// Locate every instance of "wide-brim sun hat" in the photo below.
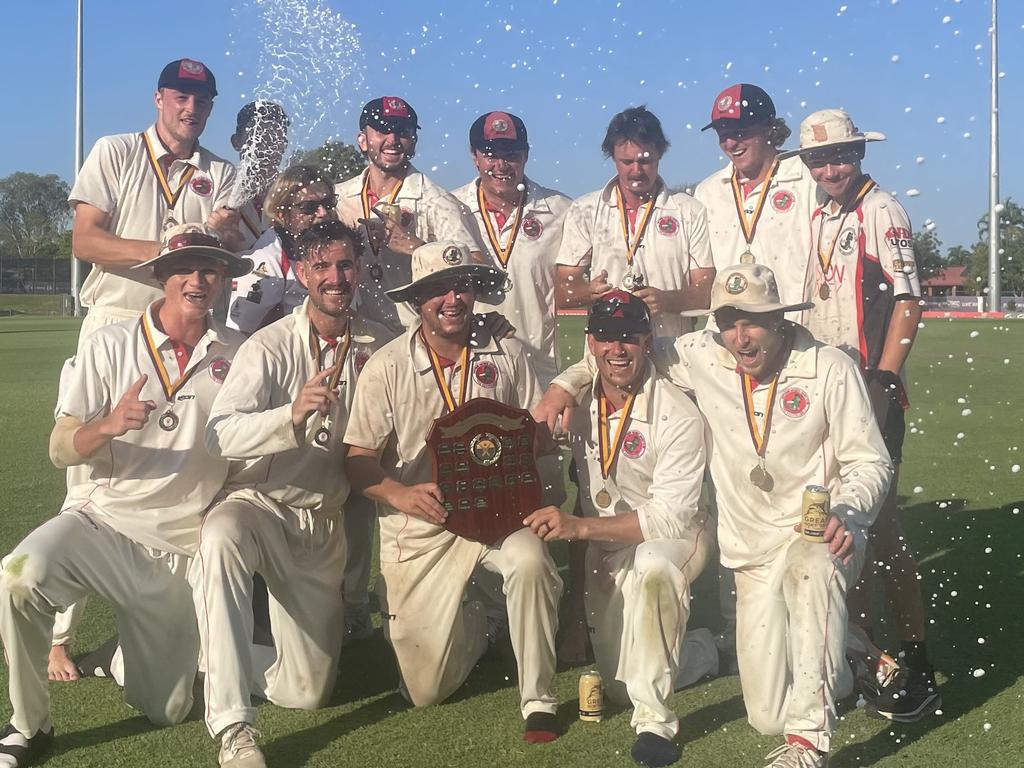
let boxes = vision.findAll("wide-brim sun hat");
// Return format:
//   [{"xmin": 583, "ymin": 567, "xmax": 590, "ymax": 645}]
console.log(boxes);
[
  {"xmin": 681, "ymin": 263, "xmax": 814, "ymax": 317},
  {"xmin": 135, "ymin": 223, "xmax": 252, "ymax": 279},
  {"xmin": 779, "ymin": 108, "xmax": 885, "ymax": 160},
  {"xmin": 385, "ymin": 241, "xmax": 506, "ymax": 304}
]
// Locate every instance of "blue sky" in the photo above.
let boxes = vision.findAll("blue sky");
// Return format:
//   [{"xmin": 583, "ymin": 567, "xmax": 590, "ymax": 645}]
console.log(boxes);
[{"xmin": 1, "ymin": 0, "xmax": 1021, "ymax": 250}]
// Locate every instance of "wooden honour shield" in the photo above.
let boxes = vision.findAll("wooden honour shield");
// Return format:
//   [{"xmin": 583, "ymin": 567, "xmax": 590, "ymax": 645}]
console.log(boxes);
[{"xmin": 427, "ymin": 397, "xmax": 541, "ymax": 546}]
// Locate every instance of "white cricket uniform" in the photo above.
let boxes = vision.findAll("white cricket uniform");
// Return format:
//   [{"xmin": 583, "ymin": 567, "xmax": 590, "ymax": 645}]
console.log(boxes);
[
  {"xmin": 236, "ymin": 199, "xmax": 271, "ymax": 251},
  {"xmin": 336, "ymin": 166, "xmax": 485, "ymax": 335},
  {"xmin": 69, "ymin": 124, "xmax": 236, "ymax": 340},
  {"xmin": 556, "ymin": 177, "xmax": 714, "ymax": 338},
  {"xmin": 195, "ymin": 300, "xmax": 388, "ymax": 736},
  {"xmin": 800, "ymin": 184, "xmax": 921, "ymax": 371},
  {"xmin": 226, "ymin": 228, "xmax": 308, "ymax": 334},
  {"xmin": 343, "ymin": 321, "xmax": 561, "ymax": 716},
  {"xmin": 553, "ymin": 325, "xmax": 893, "ymax": 750},
  {"xmin": 694, "ymin": 155, "xmax": 820, "ymax": 318},
  {"xmin": 569, "ymin": 366, "xmax": 715, "ymax": 740},
  {"xmin": 0, "ymin": 305, "xmax": 242, "ymax": 737},
  {"xmin": 453, "ymin": 177, "xmax": 571, "ymax": 389}
]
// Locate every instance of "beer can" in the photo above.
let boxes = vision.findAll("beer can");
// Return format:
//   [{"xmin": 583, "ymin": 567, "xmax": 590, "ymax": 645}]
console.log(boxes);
[
  {"xmin": 578, "ymin": 670, "xmax": 603, "ymax": 722},
  {"xmin": 378, "ymin": 203, "xmax": 402, "ymax": 224},
  {"xmin": 801, "ymin": 485, "xmax": 830, "ymax": 542}
]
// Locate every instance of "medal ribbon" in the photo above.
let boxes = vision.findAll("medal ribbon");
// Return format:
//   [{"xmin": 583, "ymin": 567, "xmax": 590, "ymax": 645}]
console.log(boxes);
[
  {"xmin": 477, "ymin": 181, "xmax": 525, "ymax": 269},
  {"xmin": 141, "ymin": 131, "xmax": 195, "ymax": 209},
  {"xmin": 816, "ymin": 176, "xmax": 877, "ymax": 280},
  {"xmin": 307, "ymin": 323, "xmax": 351, "ymax": 391},
  {"xmin": 739, "ymin": 372, "xmax": 780, "ymax": 461},
  {"xmin": 597, "ymin": 388, "xmax": 638, "ymax": 480},
  {"xmin": 614, "ymin": 186, "xmax": 657, "ymax": 268},
  {"xmin": 139, "ymin": 315, "xmax": 204, "ymax": 406},
  {"xmin": 360, "ymin": 173, "xmax": 404, "ymax": 257},
  {"xmin": 423, "ymin": 332, "xmax": 470, "ymax": 414},
  {"xmin": 730, "ymin": 158, "xmax": 780, "ymax": 248}
]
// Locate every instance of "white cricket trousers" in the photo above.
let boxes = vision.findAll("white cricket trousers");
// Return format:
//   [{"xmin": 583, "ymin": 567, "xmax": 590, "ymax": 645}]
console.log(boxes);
[
  {"xmin": 584, "ymin": 529, "xmax": 715, "ymax": 741},
  {"xmin": 734, "ymin": 535, "xmax": 866, "ymax": 753},
  {"xmin": 0, "ymin": 510, "xmax": 198, "ymax": 736},
  {"xmin": 190, "ymin": 491, "xmax": 346, "ymax": 738},
  {"xmin": 379, "ymin": 528, "xmax": 561, "ymax": 718}
]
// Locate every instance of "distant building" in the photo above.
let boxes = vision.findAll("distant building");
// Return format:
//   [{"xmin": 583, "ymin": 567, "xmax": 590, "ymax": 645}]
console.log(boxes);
[{"xmin": 921, "ymin": 265, "xmax": 967, "ymax": 297}]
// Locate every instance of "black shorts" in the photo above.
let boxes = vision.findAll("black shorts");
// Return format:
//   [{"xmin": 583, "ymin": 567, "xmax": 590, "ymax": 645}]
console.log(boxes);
[{"xmin": 876, "ymin": 396, "xmax": 906, "ymax": 465}]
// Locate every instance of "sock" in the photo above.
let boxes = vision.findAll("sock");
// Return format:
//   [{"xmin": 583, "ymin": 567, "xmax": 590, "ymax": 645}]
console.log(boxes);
[
  {"xmin": 523, "ymin": 712, "xmax": 559, "ymax": 744},
  {"xmin": 786, "ymin": 734, "xmax": 820, "ymax": 753},
  {"xmin": 899, "ymin": 641, "xmax": 930, "ymax": 671},
  {"xmin": 631, "ymin": 732, "xmax": 680, "ymax": 767}
]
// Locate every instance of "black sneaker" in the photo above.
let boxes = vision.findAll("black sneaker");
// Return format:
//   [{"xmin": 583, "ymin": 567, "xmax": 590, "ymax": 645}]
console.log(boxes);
[
  {"xmin": 866, "ymin": 666, "xmax": 941, "ymax": 723},
  {"xmin": 0, "ymin": 722, "xmax": 55, "ymax": 767}
]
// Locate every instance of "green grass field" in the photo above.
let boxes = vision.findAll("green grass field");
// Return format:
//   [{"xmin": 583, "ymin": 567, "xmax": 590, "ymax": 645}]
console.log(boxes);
[{"xmin": 0, "ymin": 315, "xmax": 1021, "ymax": 767}]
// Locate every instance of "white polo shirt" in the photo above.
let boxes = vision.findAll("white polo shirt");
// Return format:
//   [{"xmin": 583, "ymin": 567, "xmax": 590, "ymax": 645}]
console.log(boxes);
[
  {"xmin": 207, "ymin": 299, "xmax": 389, "ymax": 513},
  {"xmin": 556, "ymin": 176, "xmax": 714, "ymax": 338},
  {"xmin": 554, "ymin": 325, "xmax": 892, "ymax": 569},
  {"xmin": 800, "ymin": 184, "xmax": 921, "ymax": 371},
  {"xmin": 343, "ymin": 320, "xmax": 540, "ymax": 563},
  {"xmin": 336, "ymin": 166, "xmax": 485, "ymax": 335},
  {"xmin": 694, "ymin": 154, "xmax": 820, "ymax": 312},
  {"xmin": 226, "ymin": 228, "xmax": 308, "ymax": 334},
  {"xmin": 453, "ymin": 177, "xmax": 571, "ymax": 388},
  {"xmin": 69, "ymin": 124, "xmax": 237, "ymax": 314},
  {"xmin": 57, "ymin": 302, "xmax": 245, "ymax": 556},
  {"xmin": 569, "ymin": 365, "xmax": 710, "ymax": 552}
]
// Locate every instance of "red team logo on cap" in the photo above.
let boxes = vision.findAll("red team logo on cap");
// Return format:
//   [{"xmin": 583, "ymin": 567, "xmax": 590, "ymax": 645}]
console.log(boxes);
[
  {"xmin": 521, "ymin": 215, "xmax": 543, "ymax": 239},
  {"xmin": 209, "ymin": 357, "xmax": 231, "ymax": 383},
  {"xmin": 190, "ymin": 176, "xmax": 213, "ymax": 197},
  {"xmin": 657, "ymin": 215, "xmax": 679, "ymax": 236},
  {"xmin": 771, "ymin": 190, "xmax": 795, "ymax": 213},
  {"xmin": 484, "ymin": 112, "xmax": 516, "ymax": 140},
  {"xmin": 382, "ymin": 97, "xmax": 409, "ymax": 117},
  {"xmin": 473, "ymin": 361, "xmax": 498, "ymax": 388},
  {"xmin": 178, "ymin": 59, "xmax": 207, "ymax": 81},
  {"xmin": 780, "ymin": 387, "xmax": 810, "ymax": 419},
  {"xmin": 622, "ymin": 431, "xmax": 646, "ymax": 459}
]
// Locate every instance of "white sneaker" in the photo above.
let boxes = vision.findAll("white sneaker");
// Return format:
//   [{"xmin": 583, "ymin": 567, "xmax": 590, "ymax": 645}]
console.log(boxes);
[
  {"xmin": 762, "ymin": 741, "xmax": 828, "ymax": 768},
  {"xmin": 219, "ymin": 723, "xmax": 266, "ymax": 768}
]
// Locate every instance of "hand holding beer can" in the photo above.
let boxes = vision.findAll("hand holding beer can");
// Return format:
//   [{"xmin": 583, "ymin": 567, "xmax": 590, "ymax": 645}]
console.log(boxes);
[{"xmin": 801, "ymin": 485, "xmax": 830, "ymax": 542}]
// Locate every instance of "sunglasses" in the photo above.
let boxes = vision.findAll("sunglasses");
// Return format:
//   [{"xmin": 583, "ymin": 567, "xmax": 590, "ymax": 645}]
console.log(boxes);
[
  {"xmin": 415, "ymin": 278, "xmax": 474, "ymax": 300},
  {"xmin": 292, "ymin": 195, "xmax": 338, "ymax": 215}
]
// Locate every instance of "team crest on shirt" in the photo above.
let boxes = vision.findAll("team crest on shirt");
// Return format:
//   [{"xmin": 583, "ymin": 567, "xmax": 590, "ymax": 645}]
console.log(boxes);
[
  {"xmin": 780, "ymin": 387, "xmax": 810, "ymax": 419},
  {"xmin": 838, "ymin": 228, "xmax": 857, "ymax": 255},
  {"xmin": 209, "ymin": 357, "xmax": 231, "ymax": 383},
  {"xmin": 521, "ymin": 215, "xmax": 543, "ymax": 239},
  {"xmin": 400, "ymin": 208, "xmax": 414, "ymax": 229},
  {"xmin": 473, "ymin": 361, "xmax": 498, "ymax": 388},
  {"xmin": 657, "ymin": 215, "xmax": 679, "ymax": 236},
  {"xmin": 771, "ymin": 190, "xmax": 795, "ymax": 213},
  {"xmin": 190, "ymin": 176, "xmax": 213, "ymax": 197},
  {"xmin": 622, "ymin": 431, "xmax": 646, "ymax": 459}
]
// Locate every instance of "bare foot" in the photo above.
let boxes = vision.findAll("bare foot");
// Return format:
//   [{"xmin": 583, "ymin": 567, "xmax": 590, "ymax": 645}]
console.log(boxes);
[{"xmin": 48, "ymin": 644, "xmax": 80, "ymax": 682}]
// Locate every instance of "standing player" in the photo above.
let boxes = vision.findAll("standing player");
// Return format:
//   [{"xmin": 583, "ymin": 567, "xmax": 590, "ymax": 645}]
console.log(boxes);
[
  {"xmin": 556, "ymin": 106, "xmax": 714, "ymax": 337},
  {"xmin": 195, "ymin": 221, "xmax": 387, "ymax": 768},
  {"xmin": 453, "ymin": 111, "xmax": 571, "ymax": 388},
  {"xmin": 336, "ymin": 96, "xmax": 483, "ymax": 335},
  {"xmin": 0, "ymin": 225, "xmax": 248, "ymax": 768},
  {"xmin": 536, "ymin": 264, "xmax": 894, "ymax": 767},
  {"xmin": 787, "ymin": 108, "xmax": 938, "ymax": 722},
  {"xmin": 525, "ymin": 291, "xmax": 714, "ymax": 768},
  {"xmin": 694, "ymin": 84, "xmax": 819, "ymax": 312},
  {"xmin": 344, "ymin": 242, "xmax": 563, "ymax": 743}
]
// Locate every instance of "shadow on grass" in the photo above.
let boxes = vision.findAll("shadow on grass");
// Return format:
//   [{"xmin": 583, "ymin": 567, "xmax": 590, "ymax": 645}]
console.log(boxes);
[{"xmin": 832, "ymin": 499, "xmax": 1024, "ymax": 767}]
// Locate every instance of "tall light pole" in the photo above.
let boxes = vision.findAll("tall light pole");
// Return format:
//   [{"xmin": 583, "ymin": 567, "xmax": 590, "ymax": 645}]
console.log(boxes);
[
  {"xmin": 72, "ymin": 0, "xmax": 84, "ymax": 317},
  {"xmin": 988, "ymin": 0, "xmax": 1001, "ymax": 313}
]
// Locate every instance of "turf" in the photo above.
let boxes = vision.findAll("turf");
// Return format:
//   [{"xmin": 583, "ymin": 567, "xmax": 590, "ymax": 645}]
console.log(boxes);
[{"xmin": 0, "ymin": 315, "xmax": 1020, "ymax": 767}]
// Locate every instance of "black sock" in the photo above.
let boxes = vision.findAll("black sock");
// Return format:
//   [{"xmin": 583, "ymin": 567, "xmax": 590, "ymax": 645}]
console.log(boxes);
[
  {"xmin": 631, "ymin": 732, "xmax": 680, "ymax": 767},
  {"xmin": 899, "ymin": 641, "xmax": 930, "ymax": 671}
]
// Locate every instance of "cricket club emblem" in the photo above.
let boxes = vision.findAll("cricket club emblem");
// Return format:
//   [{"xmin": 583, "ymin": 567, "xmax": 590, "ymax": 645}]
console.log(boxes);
[
  {"xmin": 771, "ymin": 190, "xmax": 795, "ymax": 213},
  {"xmin": 780, "ymin": 387, "xmax": 810, "ymax": 419},
  {"xmin": 473, "ymin": 361, "xmax": 498, "ymax": 388},
  {"xmin": 190, "ymin": 176, "xmax": 213, "ymax": 197},
  {"xmin": 521, "ymin": 215, "xmax": 543, "ymax": 239},
  {"xmin": 622, "ymin": 430, "xmax": 646, "ymax": 459},
  {"xmin": 725, "ymin": 272, "xmax": 748, "ymax": 295},
  {"xmin": 209, "ymin": 357, "xmax": 231, "ymax": 384},
  {"xmin": 657, "ymin": 215, "xmax": 679, "ymax": 236}
]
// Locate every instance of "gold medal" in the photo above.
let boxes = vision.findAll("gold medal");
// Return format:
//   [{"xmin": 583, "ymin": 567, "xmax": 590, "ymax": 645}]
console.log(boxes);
[
  {"xmin": 739, "ymin": 250, "xmax": 756, "ymax": 265},
  {"xmin": 818, "ymin": 282, "xmax": 831, "ymax": 300},
  {"xmin": 159, "ymin": 410, "xmax": 179, "ymax": 432},
  {"xmin": 731, "ymin": 160, "xmax": 780, "ymax": 264},
  {"xmin": 622, "ymin": 271, "xmax": 645, "ymax": 292},
  {"xmin": 749, "ymin": 464, "xmax": 774, "ymax": 492},
  {"xmin": 595, "ymin": 488, "xmax": 612, "ymax": 508}
]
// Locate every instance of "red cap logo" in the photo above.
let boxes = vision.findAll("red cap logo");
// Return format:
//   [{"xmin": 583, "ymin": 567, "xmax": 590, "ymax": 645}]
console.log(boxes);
[
  {"xmin": 484, "ymin": 112, "xmax": 517, "ymax": 141},
  {"xmin": 382, "ymin": 97, "xmax": 410, "ymax": 117},
  {"xmin": 711, "ymin": 84, "xmax": 743, "ymax": 121},
  {"xmin": 178, "ymin": 59, "xmax": 208, "ymax": 82}
]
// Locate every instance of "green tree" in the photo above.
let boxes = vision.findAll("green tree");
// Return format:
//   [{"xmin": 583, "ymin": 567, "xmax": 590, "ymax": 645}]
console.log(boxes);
[
  {"xmin": 967, "ymin": 199, "xmax": 1024, "ymax": 297},
  {"xmin": 912, "ymin": 229, "xmax": 943, "ymax": 281},
  {"xmin": 288, "ymin": 140, "xmax": 365, "ymax": 184},
  {"xmin": 0, "ymin": 172, "xmax": 71, "ymax": 260},
  {"xmin": 945, "ymin": 245, "xmax": 971, "ymax": 266}
]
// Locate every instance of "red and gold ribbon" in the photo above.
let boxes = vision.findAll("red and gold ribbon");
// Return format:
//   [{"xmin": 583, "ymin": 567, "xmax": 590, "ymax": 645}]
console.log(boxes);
[
  {"xmin": 139, "ymin": 314, "xmax": 203, "ymax": 405},
  {"xmin": 816, "ymin": 176, "xmax": 877, "ymax": 280},
  {"xmin": 614, "ymin": 186, "xmax": 657, "ymax": 268},
  {"xmin": 730, "ymin": 158, "xmax": 780, "ymax": 249},
  {"xmin": 739, "ymin": 371, "xmax": 780, "ymax": 461},
  {"xmin": 423, "ymin": 333, "xmax": 469, "ymax": 414},
  {"xmin": 477, "ymin": 180, "xmax": 525, "ymax": 269},
  {"xmin": 360, "ymin": 173, "xmax": 404, "ymax": 256},
  {"xmin": 597, "ymin": 388, "xmax": 638, "ymax": 479},
  {"xmin": 142, "ymin": 131, "xmax": 195, "ymax": 209}
]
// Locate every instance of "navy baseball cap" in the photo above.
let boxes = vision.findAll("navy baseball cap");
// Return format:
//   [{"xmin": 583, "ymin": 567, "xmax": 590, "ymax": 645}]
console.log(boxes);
[
  {"xmin": 586, "ymin": 290, "xmax": 652, "ymax": 337},
  {"xmin": 702, "ymin": 83, "xmax": 775, "ymax": 132},
  {"xmin": 470, "ymin": 111, "xmax": 529, "ymax": 153},
  {"xmin": 158, "ymin": 58, "xmax": 217, "ymax": 97},
  {"xmin": 359, "ymin": 97, "xmax": 420, "ymax": 133}
]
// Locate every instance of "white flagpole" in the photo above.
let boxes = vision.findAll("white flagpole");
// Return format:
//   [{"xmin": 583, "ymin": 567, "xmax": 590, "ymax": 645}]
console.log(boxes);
[
  {"xmin": 72, "ymin": 0, "xmax": 84, "ymax": 317},
  {"xmin": 988, "ymin": 0, "xmax": 1001, "ymax": 313}
]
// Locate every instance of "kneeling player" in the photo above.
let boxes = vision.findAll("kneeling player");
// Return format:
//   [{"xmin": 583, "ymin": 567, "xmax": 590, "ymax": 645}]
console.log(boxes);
[
  {"xmin": 525, "ymin": 292, "xmax": 713, "ymax": 767},
  {"xmin": 344, "ymin": 242, "xmax": 563, "ymax": 743},
  {"xmin": 0, "ymin": 225, "xmax": 248, "ymax": 767}
]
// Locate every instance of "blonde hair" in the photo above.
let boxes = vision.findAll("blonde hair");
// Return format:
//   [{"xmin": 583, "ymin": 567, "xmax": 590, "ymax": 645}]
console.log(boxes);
[{"xmin": 262, "ymin": 165, "xmax": 333, "ymax": 224}]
